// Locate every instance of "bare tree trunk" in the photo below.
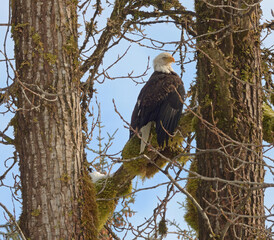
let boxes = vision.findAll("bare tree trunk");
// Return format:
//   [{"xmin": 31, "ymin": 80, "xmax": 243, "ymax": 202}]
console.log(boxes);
[
  {"xmin": 11, "ymin": 1, "xmax": 90, "ymax": 239},
  {"xmin": 195, "ymin": 0, "xmax": 265, "ymax": 239}
]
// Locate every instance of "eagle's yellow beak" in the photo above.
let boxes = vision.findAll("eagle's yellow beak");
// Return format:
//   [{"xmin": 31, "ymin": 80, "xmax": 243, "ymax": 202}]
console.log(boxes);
[{"xmin": 168, "ymin": 56, "xmax": 175, "ymax": 63}]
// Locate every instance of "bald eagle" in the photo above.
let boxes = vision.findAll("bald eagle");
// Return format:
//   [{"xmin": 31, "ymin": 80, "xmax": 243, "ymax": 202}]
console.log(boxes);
[{"xmin": 130, "ymin": 52, "xmax": 185, "ymax": 153}]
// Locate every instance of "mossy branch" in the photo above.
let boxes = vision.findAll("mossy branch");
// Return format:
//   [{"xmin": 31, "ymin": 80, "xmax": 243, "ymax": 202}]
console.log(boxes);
[{"xmin": 88, "ymin": 110, "xmax": 195, "ymax": 230}]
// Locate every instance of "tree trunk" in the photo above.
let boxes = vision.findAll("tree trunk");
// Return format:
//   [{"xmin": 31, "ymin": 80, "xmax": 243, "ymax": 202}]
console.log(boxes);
[
  {"xmin": 11, "ymin": 1, "xmax": 92, "ymax": 239},
  {"xmin": 195, "ymin": 0, "xmax": 265, "ymax": 239}
]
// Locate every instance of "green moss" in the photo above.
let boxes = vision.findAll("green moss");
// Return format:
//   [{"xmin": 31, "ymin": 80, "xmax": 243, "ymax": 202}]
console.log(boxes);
[
  {"xmin": 45, "ymin": 53, "xmax": 57, "ymax": 65},
  {"xmin": 158, "ymin": 218, "xmax": 168, "ymax": 237},
  {"xmin": 184, "ymin": 159, "xmax": 199, "ymax": 232},
  {"xmin": 122, "ymin": 113, "xmax": 196, "ymax": 179},
  {"xmin": 80, "ymin": 169, "xmax": 99, "ymax": 239},
  {"xmin": 63, "ymin": 35, "xmax": 78, "ymax": 55},
  {"xmin": 122, "ymin": 135, "xmax": 146, "ymax": 176},
  {"xmin": 122, "ymin": 123, "xmax": 187, "ymax": 179},
  {"xmin": 11, "ymin": 22, "xmax": 29, "ymax": 34},
  {"xmin": 270, "ymin": 94, "xmax": 274, "ymax": 106},
  {"xmin": 32, "ymin": 32, "xmax": 41, "ymax": 44},
  {"xmin": 95, "ymin": 175, "xmax": 132, "ymax": 230},
  {"xmin": 96, "ymin": 182, "xmax": 117, "ymax": 230},
  {"xmin": 240, "ymin": 65, "xmax": 252, "ymax": 83},
  {"xmin": 31, "ymin": 31, "xmax": 44, "ymax": 51},
  {"xmin": 11, "ymin": 22, "xmax": 30, "ymax": 47},
  {"xmin": 60, "ymin": 173, "xmax": 71, "ymax": 183},
  {"xmin": 122, "ymin": 126, "xmax": 164, "ymax": 178},
  {"xmin": 177, "ymin": 110, "xmax": 196, "ymax": 137},
  {"xmin": 262, "ymin": 103, "xmax": 274, "ymax": 144},
  {"xmin": 31, "ymin": 209, "xmax": 41, "ymax": 217},
  {"xmin": 144, "ymin": 153, "xmax": 167, "ymax": 178}
]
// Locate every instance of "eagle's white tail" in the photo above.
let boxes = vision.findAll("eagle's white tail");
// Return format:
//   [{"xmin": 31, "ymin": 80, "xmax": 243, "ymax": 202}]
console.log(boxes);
[{"xmin": 140, "ymin": 122, "xmax": 152, "ymax": 153}]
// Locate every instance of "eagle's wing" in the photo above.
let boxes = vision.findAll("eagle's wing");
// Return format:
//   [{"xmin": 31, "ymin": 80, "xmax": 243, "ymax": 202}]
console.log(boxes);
[
  {"xmin": 156, "ymin": 83, "xmax": 185, "ymax": 146},
  {"xmin": 130, "ymin": 71, "xmax": 185, "ymax": 147}
]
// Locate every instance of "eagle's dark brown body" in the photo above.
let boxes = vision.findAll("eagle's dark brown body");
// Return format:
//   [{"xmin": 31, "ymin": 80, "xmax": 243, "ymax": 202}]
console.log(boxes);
[{"xmin": 130, "ymin": 71, "xmax": 185, "ymax": 147}]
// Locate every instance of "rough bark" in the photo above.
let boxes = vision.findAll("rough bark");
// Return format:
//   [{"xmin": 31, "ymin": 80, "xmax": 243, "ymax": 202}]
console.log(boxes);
[
  {"xmin": 11, "ymin": 1, "xmax": 89, "ymax": 239},
  {"xmin": 195, "ymin": 0, "xmax": 265, "ymax": 239}
]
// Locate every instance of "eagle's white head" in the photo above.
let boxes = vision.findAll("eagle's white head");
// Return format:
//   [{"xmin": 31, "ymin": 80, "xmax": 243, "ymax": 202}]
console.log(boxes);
[{"xmin": 153, "ymin": 52, "xmax": 175, "ymax": 74}]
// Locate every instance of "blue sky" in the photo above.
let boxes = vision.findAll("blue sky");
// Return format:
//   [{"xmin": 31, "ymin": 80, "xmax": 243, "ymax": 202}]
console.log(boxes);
[{"xmin": 0, "ymin": 0, "xmax": 273, "ymax": 239}]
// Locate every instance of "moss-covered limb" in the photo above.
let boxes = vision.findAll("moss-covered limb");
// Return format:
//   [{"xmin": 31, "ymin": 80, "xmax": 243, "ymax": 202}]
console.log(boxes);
[
  {"xmin": 262, "ymin": 103, "xmax": 274, "ymax": 144},
  {"xmin": 88, "ymin": 150, "xmax": 137, "ymax": 231},
  {"xmin": 177, "ymin": 109, "xmax": 197, "ymax": 137},
  {"xmin": 94, "ymin": 167, "xmax": 133, "ymax": 230},
  {"xmin": 91, "ymin": 110, "xmax": 195, "ymax": 230},
  {"xmin": 93, "ymin": 147, "xmax": 177, "ymax": 230},
  {"xmin": 93, "ymin": 114, "xmax": 193, "ymax": 228},
  {"xmin": 122, "ymin": 111, "xmax": 194, "ymax": 179},
  {"xmin": 80, "ymin": 169, "xmax": 99, "ymax": 239},
  {"xmin": 121, "ymin": 133, "xmax": 169, "ymax": 179},
  {"xmin": 184, "ymin": 159, "xmax": 199, "ymax": 232}
]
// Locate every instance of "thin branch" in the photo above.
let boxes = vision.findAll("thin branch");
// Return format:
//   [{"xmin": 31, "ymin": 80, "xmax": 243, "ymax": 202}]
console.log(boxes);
[{"xmin": 0, "ymin": 202, "xmax": 27, "ymax": 240}]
